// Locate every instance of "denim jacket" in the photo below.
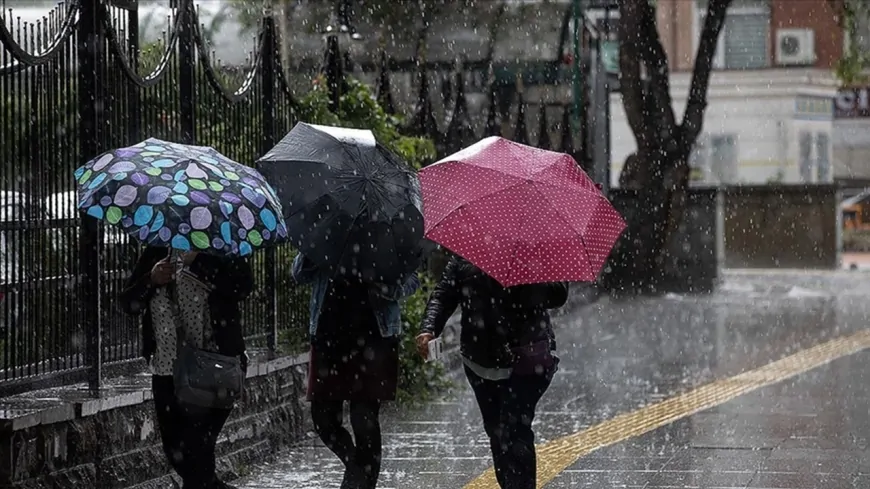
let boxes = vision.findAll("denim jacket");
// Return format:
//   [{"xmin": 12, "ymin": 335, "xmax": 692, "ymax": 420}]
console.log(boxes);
[{"xmin": 292, "ymin": 253, "xmax": 420, "ymax": 338}]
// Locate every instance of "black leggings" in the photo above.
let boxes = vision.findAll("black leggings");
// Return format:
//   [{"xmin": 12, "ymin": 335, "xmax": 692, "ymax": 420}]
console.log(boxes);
[
  {"xmin": 311, "ymin": 400, "xmax": 382, "ymax": 489},
  {"xmin": 466, "ymin": 367, "xmax": 554, "ymax": 489},
  {"xmin": 152, "ymin": 375, "xmax": 232, "ymax": 489}
]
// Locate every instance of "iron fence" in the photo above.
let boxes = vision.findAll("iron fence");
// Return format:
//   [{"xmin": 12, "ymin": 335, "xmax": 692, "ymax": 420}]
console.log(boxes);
[
  {"xmin": 0, "ymin": 0, "xmax": 611, "ymax": 395},
  {"xmin": 0, "ymin": 0, "xmax": 307, "ymax": 395}
]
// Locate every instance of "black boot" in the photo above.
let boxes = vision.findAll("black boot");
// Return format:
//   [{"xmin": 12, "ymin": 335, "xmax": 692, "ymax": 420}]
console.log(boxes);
[{"xmin": 340, "ymin": 462, "xmax": 365, "ymax": 489}]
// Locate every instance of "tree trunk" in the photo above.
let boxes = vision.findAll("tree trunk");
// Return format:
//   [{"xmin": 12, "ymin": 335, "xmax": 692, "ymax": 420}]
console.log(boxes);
[{"xmin": 599, "ymin": 0, "xmax": 730, "ymax": 295}]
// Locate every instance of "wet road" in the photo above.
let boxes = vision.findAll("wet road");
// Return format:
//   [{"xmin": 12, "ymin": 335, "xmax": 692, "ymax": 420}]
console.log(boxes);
[{"xmin": 238, "ymin": 270, "xmax": 870, "ymax": 489}]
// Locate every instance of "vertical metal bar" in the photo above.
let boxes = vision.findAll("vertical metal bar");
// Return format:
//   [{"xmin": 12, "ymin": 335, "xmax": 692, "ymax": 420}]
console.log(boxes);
[
  {"xmin": 324, "ymin": 34, "xmax": 341, "ymax": 113},
  {"xmin": 27, "ymin": 22, "xmax": 38, "ymax": 377},
  {"xmin": 78, "ymin": 0, "xmax": 105, "ymax": 394},
  {"xmin": 261, "ymin": 14, "xmax": 278, "ymax": 355},
  {"xmin": 127, "ymin": 5, "xmax": 140, "ymax": 144},
  {"xmin": 593, "ymin": 35, "xmax": 611, "ymax": 193},
  {"xmin": 178, "ymin": 0, "xmax": 196, "ymax": 144},
  {"xmin": 571, "ymin": 0, "xmax": 583, "ymax": 133}
]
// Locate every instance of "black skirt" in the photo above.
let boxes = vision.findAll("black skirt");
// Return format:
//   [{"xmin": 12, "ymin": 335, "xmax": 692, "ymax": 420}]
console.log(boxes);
[{"xmin": 307, "ymin": 278, "xmax": 400, "ymax": 402}]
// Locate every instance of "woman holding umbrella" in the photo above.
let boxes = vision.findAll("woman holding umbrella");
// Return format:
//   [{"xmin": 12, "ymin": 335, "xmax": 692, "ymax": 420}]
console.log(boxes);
[
  {"xmin": 121, "ymin": 249, "xmax": 251, "ymax": 489},
  {"xmin": 258, "ymin": 124, "xmax": 425, "ymax": 489},
  {"xmin": 416, "ymin": 257, "xmax": 567, "ymax": 489},
  {"xmin": 414, "ymin": 137, "xmax": 627, "ymax": 489},
  {"xmin": 293, "ymin": 253, "xmax": 419, "ymax": 489},
  {"xmin": 75, "ymin": 138, "xmax": 288, "ymax": 489}
]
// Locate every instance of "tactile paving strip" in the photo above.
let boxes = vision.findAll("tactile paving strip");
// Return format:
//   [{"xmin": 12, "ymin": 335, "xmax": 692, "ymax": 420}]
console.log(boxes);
[{"xmin": 463, "ymin": 329, "xmax": 870, "ymax": 489}]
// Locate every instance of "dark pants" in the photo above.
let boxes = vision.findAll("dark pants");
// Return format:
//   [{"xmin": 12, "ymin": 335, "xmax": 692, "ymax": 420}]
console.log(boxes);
[
  {"xmin": 465, "ymin": 366, "xmax": 555, "ymax": 489},
  {"xmin": 310, "ymin": 400, "xmax": 382, "ymax": 489},
  {"xmin": 152, "ymin": 375, "xmax": 232, "ymax": 489}
]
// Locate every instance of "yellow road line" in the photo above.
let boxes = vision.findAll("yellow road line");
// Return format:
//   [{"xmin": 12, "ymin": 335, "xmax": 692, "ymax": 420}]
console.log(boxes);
[{"xmin": 463, "ymin": 329, "xmax": 870, "ymax": 489}]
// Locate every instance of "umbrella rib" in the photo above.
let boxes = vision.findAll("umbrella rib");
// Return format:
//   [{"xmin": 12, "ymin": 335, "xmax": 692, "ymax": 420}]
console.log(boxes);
[
  {"xmin": 501, "ymin": 182, "xmax": 537, "ymax": 286},
  {"xmin": 432, "ymin": 160, "xmax": 529, "ymax": 184},
  {"xmin": 527, "ymin": 182, "xmax": 597, "ymax": 275},
  {"xmin": 424, "ymin": 164, "xmax": 526, "ymax": 231},
  {"xmin": 528, "ymin": 180, "xmax": 603, "ymax": 235},
  {"xmin": 426, "ymin": 178, "xmax": 526, "ymax": 232}
]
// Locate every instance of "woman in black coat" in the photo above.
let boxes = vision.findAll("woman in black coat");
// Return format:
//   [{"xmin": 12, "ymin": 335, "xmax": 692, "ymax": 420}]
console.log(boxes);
[
  {"xmin": 121, "ymin": 247, "xmax": 253, "ymax": 489},
  {"xmin": 416, "ymin": 256, "xmax": 568, "ymax": 489}
]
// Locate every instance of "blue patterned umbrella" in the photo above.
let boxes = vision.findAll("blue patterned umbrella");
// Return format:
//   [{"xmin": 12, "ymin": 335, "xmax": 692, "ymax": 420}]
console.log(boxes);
[{"xmin": 74, "ymin": 138, "xmax": 288, "ymax": 256}]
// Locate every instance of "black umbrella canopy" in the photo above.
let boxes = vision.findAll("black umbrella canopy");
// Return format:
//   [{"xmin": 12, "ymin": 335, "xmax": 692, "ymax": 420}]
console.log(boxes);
[{"xmin": 257, "ymin": 123, "xmax": 424, "ymax": 284}]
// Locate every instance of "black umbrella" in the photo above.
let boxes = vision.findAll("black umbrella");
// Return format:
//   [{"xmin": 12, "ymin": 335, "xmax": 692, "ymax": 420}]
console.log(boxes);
[{"xmin": 257, "ymin": 123, "xmax": 424, "ymax": 285}]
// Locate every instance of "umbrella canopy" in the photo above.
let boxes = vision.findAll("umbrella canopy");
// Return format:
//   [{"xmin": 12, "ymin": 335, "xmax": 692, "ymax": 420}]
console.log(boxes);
[
  {"xmin": 74, "ymin": 138, "xmax": 287, "ymax": 256},
  {"xmin": 419, "ymin": 136, "xmax": 626, "ymax": 286},
  {"xmin": 257, "ymin": 123, "xmax": 423, "ymax": 284}
]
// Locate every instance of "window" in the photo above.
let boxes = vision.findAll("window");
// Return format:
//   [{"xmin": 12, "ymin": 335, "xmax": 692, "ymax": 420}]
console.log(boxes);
[
  {"xmin": 696, "ymin": 0, "xmax": 770, "ymax": 70},
  {"xmin": 690, "ymin": 134, "xmax": 737, "ymax": 184},
  {"xmin": 711, "ymin": 135, "xmax": 738, "ymax": 183},
  {"xmin": 689, "ymin": 135, "xmax": 710, "ymax": 182},
  {"xmin": 799, "ymin": 131, "xmax": 813, "ymax": 182},
  {"xmin": 853, "ymin": 10, "xmax": 870, "ymax": 53},
  {"xmin": 816, "ymin": 133, "xmax": 831, "ymax": 183}
]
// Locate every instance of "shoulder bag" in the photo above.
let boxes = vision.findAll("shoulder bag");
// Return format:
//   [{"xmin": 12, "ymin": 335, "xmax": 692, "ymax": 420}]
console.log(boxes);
[{"xmin": 170, "ymin": 277, "xmax": 244, "ymax": 410}]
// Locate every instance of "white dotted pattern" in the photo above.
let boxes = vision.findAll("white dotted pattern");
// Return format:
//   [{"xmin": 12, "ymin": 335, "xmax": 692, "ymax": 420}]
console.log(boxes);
[
  {"xmin": 420, "ymin": 137, "xmax": 626, "ymax": 286},
  {"xmin": 149, "ymin": 271, "xmax": 217, "ymax": 376}
]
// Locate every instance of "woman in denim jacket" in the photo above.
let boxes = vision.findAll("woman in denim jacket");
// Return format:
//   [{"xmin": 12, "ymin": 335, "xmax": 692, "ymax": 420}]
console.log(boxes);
[{"xmin": 292, "ymin": 253, "xmax": 419, "ymax": 489}]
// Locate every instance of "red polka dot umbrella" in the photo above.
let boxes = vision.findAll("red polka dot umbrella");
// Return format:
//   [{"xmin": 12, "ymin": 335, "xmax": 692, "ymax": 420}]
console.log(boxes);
[{"xmin": 419, "ymin": 136, "xmax": 626, "ymax": 286}]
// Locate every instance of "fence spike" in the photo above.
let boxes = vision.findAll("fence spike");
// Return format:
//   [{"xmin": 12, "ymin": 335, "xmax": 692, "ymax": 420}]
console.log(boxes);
[
  {"xmin": 442, "ymin": 57, "xmax": 476, "ymax": 155},
  {"xmin": 376, "ymin": 52, "xmax": 395, "ymax": 115},
  {"xmin": 405, "ymin": 61, "xmax": 439, "ymax": 141},
  {"xmin": 512, "ymin": 75, "xmax": 529, "ymax": 145},
  {"xmin": 538, "ymin": 103, "xmax": 552, "ymax": 150},
  {"xmin": 560, "ymin": 105, "xmax": 574, "ymax": 154},
  {"xmin": 483, "ymin": 63, "xmax": 501, "ymax": 137}
]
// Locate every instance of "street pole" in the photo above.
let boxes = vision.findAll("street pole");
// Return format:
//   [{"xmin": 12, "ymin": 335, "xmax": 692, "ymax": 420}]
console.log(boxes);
[{"xmin": 571, "ymin": 0, "xmax": 583, "ymax": 135}]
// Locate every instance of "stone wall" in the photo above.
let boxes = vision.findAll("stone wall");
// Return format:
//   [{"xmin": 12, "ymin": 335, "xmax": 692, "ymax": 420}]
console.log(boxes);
[
  {"xmin": 662, "ymin": 188, "xmax": 722, "ymax": 292},
  {"xmin": 609, "ymin": 188, "xmax": 722, "ymax": 293},
  {"xmin": 607, "ymin": 185, "xmax": 841, "ymax": 287},
  {"xmin": 0, "ymin": 355, "xmax": 310, "ymax": 489},
  {"xmin": 723, "ymin": 185, "xmax": 841, "ymax": 269}
]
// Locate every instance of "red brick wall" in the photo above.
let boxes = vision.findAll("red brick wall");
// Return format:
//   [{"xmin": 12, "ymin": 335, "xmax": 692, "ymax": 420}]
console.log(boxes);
[
  {"xmin": 657, "ymin": 0, "xmax": 697, "ymax": 72},
  {"xmin": 770, "ymin": 0, "xmax": 844, "ymax": 69},
  {"xmin": 657, "ymin": 0, "xmax": 845, "ymax": 71}
]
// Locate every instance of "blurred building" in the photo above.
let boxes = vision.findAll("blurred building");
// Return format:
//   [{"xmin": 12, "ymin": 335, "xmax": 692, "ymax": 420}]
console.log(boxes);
[{"xmin": 609, "ymin": 0, "xmax": 868, "ymax": 188}]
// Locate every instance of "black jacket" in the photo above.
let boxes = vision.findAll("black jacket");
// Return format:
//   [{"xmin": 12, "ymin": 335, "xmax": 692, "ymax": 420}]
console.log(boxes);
[
  {"xmin": 421, "ymin": 256, "xmax": 568, "ymax": 369},
  {"xmin": 120, "ymin": 247, "xmax": 254, "ymax": 368}
]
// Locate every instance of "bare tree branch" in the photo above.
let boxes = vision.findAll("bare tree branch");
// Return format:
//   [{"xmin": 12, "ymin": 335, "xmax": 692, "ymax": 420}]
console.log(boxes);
[
  {"xmin": 617, "ymin": 0, "xmax": 654, "ymax": 150},
  {"xmin": 634, "ymin": 0, "xmax": 677, "ymax": 133},
  {"xmin": 680, "ymin": 0, "xmax": 731, "ymax": 146}
]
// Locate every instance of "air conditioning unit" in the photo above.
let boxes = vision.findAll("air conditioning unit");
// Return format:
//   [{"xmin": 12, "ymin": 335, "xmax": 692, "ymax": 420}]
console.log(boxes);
[{"xmin": 776, "ymin": 29, "xmax": 816, "ymax": 66}]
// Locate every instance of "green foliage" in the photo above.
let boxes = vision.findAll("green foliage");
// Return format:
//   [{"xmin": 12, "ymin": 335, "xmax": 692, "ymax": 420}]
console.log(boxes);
[
  {"xmin": 396, "ymin": 273, "xmax": 452, "ymax": 405},
  {"xmin": 295, "ymin": 75, "xmax": 436, "ymax": 169},
  {"xmin": 834, "ymin": 0, "xmax": 870, "ymax": 85}
]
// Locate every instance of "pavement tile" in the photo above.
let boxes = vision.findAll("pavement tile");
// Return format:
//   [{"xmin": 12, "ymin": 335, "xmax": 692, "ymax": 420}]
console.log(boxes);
[
  {"xmin": 644, "ymin": 470, "xmax": 756, "ymax": 488},
  {"xmin": 237, "ymin": 273, "xmax": 870, "ymax": 489},
  {"xmin": 747, "ymin": 471, "xmax": 856, "ymax": 488},
  {"xmin": 570, "ymin": 456, "xmax": 672, "ymax": 471}
]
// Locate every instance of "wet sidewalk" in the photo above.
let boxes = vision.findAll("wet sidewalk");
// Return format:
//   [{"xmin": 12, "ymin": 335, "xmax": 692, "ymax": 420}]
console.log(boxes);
[{"xmin": 238, "ymin": 270, "xmax": 870, "ymax": 489}]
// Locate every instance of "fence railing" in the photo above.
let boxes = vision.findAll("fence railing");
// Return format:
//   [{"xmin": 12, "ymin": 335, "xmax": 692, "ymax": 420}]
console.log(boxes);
[
  {"xmin": 0, "ymin": 0, "xmax": 310, "ymax": 395},
  {"xmin": 1, "ymin": 0, "xmax": 611, "ymax": 395}
]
